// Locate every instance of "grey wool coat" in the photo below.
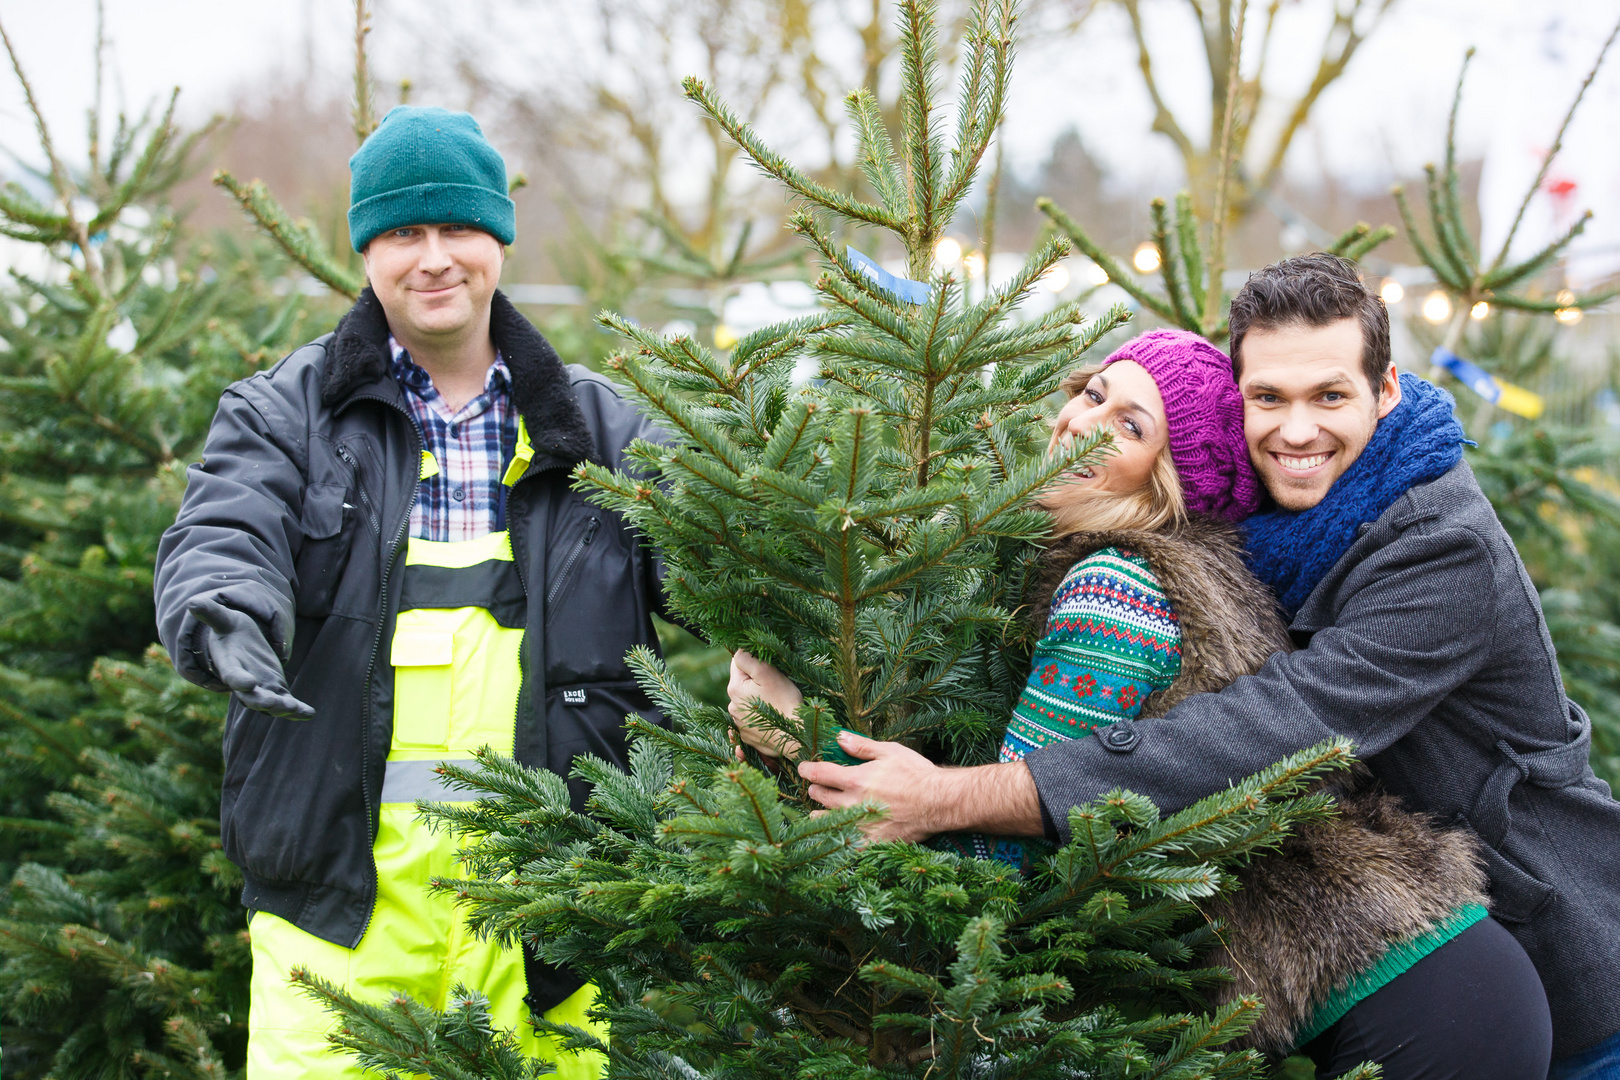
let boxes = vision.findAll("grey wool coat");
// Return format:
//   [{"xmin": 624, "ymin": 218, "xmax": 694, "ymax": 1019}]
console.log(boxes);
[{"xmin": 1024, "ymin": 460, "xmax": 1620, "ymax": 1060}]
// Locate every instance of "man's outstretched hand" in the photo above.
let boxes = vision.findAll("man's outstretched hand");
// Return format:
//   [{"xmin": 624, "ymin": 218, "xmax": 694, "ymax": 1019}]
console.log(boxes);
[
  {"xmin": 188, "ymin": 599, "xmax": 315, "ymax": 719},
  {"xmin": 798, "ymin": 730, "xmax": 1046, "ymax": 842}
]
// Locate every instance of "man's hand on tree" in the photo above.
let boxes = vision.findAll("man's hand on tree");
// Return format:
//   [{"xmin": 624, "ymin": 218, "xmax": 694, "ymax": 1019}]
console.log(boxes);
[
  {"xmin": 727, "ymin": 650, "xmax": 804, "ymax": 759},
  {"xmin": 798, "ymin": 730, "xmax": 1046, "ymax": 842},
  {"xmin": 797, "ymin": 731, "xmax": 947, "ymax": 842},
  {"xmin": 188, "ymin": 598, "xmax": 315, "ymax": 719}
]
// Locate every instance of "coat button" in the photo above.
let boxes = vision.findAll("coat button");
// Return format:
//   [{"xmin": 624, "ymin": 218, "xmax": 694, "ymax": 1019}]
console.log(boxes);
[
  {"xmin": 452, "ymin": 488, "xmax": 465, "ymax": 502},
  {"xmin": 1099, "ymin": 720, "xmax": 1141, "ymax": 753}
]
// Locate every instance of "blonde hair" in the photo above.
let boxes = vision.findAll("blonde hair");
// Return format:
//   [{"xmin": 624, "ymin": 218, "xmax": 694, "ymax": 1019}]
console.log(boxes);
[{"xmin": 1042, "ymin": 363, "xmax": 1186, "ymax": 536}]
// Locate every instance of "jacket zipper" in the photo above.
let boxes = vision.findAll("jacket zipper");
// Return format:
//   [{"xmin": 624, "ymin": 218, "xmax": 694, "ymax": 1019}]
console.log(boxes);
[
  {"xmin": 350, "ymin": 398, "xmax": 422, "ymax": 948},
  {"xmin": 545, "ymin": 516, "xmax": 600, "ymax": 623},
  {"xmin": 334, "ymin": 443, "xmax": 382, "ymax": 535}
]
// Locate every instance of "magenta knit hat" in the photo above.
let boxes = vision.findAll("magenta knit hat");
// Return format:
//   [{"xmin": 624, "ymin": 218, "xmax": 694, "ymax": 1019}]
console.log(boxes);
[{"xmin": 1101, "ymin": 328, "xmax": 1260, "ymax": 520}]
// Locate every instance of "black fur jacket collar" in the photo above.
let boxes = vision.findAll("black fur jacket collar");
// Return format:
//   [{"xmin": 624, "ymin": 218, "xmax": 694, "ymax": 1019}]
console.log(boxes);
[
  {"xmin": 319, "ymin": 286, "xmax": 596, "ymax": 468},
  {"xmin": 1037, "ymin": 516, "xmax": 1490, "ymax": 1057}
]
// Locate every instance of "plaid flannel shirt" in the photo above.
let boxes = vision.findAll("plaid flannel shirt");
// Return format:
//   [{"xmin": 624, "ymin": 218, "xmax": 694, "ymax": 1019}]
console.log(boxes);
[{"xmin": 389, "ymin": 338, "xmax": 518, "ymax": 542}]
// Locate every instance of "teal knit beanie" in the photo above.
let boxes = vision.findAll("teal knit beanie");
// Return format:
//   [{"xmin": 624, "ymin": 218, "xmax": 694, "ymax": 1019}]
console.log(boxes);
[{"xmin": 348, "ymin": 106, "xmax": 515, "ymax": 252}]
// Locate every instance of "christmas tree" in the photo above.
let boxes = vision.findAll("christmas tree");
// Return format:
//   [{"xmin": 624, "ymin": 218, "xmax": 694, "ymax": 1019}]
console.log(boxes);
[
  {"xmin": 0, "ymin": 19, "xmax": 336, "ymax": 1074},
  {"xmin": 298, "ymin": 3, "xmax": 1361, "ymax": 1077}
]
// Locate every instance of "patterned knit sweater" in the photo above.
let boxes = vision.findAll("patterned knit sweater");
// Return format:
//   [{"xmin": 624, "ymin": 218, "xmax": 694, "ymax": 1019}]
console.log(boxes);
[
  {"xmin": 937, "ymin": 548, "xmax": 1182, "ymax": 863},
  {"xmin": 1003, "ymin": 547, "xmax": 1183, "ymax": 757}
]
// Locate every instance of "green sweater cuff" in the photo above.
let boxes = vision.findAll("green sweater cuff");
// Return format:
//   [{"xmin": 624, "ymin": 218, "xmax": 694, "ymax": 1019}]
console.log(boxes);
[{"xmin": 1293, "ymin": 902, "xmax": 1490, "ymax": 1049}]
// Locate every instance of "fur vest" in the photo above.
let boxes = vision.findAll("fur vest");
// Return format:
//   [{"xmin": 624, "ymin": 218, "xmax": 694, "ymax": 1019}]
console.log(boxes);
[{"xmin": 1035, "ymin": 516, "xmax": 1490, "ymax": 1057}]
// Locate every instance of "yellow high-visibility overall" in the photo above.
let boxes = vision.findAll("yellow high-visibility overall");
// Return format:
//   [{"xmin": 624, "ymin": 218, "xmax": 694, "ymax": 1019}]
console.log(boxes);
[{"xmin": 247, "ymin": 442, "xmax": 605, "ymax": 1078}]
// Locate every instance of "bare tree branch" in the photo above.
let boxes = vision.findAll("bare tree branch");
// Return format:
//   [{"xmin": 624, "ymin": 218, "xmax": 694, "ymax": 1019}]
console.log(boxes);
[
  {"xmin": 1488, "ymin": 11, "xmax": 1620, "ymax": 272},
  {"xmin": 1203, "ymin": 0, "xmax": 1246, "ymax": 334},
  {"xmin": 352, "ymin": 0, "xmax": 376, "ymax": 146},
  {"xmin": 1248, "ymin": 0, "xmax": 1396, "ymax": 208},
  {"xmin": 1120, "ymin": 0, "xmax": 1196, "ymax": 165}
]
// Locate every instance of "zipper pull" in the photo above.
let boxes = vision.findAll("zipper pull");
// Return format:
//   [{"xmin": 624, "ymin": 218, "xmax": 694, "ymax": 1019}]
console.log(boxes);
[{"xmin": 583, "ymin": 517, "xmax": 601, "ymax": 543}]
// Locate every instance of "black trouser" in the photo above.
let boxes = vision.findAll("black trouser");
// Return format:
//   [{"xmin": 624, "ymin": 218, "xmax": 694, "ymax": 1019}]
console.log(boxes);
[{"xmin": 1302, "ymin": 916, "xmax": 1552, "ymax": 1080}]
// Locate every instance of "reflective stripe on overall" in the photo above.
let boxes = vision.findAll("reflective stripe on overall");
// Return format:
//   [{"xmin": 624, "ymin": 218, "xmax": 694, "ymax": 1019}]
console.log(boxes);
[{"xmin": 248, "ymin": 433, "xmax": 604, "ymax": 1079}]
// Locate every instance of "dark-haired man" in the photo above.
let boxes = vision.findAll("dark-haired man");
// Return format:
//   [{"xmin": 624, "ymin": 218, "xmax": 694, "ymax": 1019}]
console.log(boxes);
[
  {"xmin": 155, "ymin": 106, "xmax": 669, "ymax": 1078},
  {"xmin": 754, "ymin": 254, "xmax": 1620, "ymax": 1075}
]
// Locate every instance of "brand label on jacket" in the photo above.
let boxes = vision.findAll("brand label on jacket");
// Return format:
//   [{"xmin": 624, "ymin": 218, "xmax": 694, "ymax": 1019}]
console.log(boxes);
[{"xmin": 562, "ymin": 688, "xmax": 588, "ymax": 706}]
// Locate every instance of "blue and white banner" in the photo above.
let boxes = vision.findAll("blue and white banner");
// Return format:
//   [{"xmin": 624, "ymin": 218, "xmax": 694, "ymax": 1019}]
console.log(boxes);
[{"xmin": 846, "ymin": 247, "xmax": 932, "ymax": 306}]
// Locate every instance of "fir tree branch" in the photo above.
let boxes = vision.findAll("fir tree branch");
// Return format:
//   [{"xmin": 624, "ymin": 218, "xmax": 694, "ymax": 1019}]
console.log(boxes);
[
  {"xmin": 847, "ymin": 88, "xmax": 907, "ymax": 216},
  {"xmin": 1174, "ymin": 192, "xmax": 1206, "ymax": 317},
  {"xmin": 1442, "ymin": 49, "xmax": 1480, "ymax": 268},
  {"xmin": 1391, "ymin": 184, "xmax": 1468, "ymax": 293},
  {"xmin": 1480, "ymin": 211, "xmax": 1594, "ymax": 294},
  {"xmin": 1150, "ymin": 198, "xmax": 1195, "ymax": 329},
  {"xmin": 0, "ymin": 15, "xmax": 103, "ymax": 294},
  {"xmin": 212, "ymin": 172, "xmax": 362, "ymax": 298},
  {"xmin": 937, "ymin": 0, "xmax": 1016, "ymax": 228},
  {"xmin": 1326, "ymin": 222, "xmax": 1395, "ymax": 264},
  {"xmin": 87, "ymin": 89, "xmax": 183, "ymax": 238},
  {"xmin": 1037, "ymin": 197, "xmax": 1181, "ymax": 325},
  {"xmin": 898, "ymin": 0, "xmax": 945, "ymax": 269},
  {"xmin": 1424, "ymin": 163, "xmax": 1476, "ymax": 286},
  {"xmin": 683, "ymin": 77, "xmax": 898, "ymax": 231}
]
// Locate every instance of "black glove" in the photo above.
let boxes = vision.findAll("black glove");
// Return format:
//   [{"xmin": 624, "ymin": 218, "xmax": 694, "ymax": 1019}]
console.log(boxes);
[{"xmin": 187, "ymin": 598, "xmax": 315, "ymax": 720}]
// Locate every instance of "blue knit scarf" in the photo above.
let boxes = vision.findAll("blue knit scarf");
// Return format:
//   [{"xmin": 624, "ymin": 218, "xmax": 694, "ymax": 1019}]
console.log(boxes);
[{"xmin": 1243, "ymin": 373, "xmax": 1466, "ymax": 617}]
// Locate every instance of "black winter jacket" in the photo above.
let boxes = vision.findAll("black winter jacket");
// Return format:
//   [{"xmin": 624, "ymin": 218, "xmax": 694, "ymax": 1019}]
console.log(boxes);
[
  {"xmin": 1025, "ymin": 461, "xmax": 1620, "ymax": 1059},
  {"xmin": 154, "ymin": 289, "xmax": 669, "ymax": 1010}
]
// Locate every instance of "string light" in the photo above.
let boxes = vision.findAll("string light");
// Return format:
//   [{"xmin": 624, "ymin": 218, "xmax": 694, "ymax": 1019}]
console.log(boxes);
[
  {"xmin": 1422, "ymin": 291, "xmax": 1453, "ymax": 324},
  {"xmin": 1041, "ymin": 264, "xmax": 1070, "ymax": 293},
  {"xmin": 1132, "ymin": 243, "xmax": 1160, "ymax": 274},
  {"xmin": 963, "ymin": 251, "xmax": 986, "ymax": 278},
  {"xmin": 1555, "ymin": 289, "xmax": 1582, "ymax": 325},
  {"xmin": 1379, "ymin": 279, "xmax": 1404, "ymax": 305},
  {"xmin": 933, "ymin": 237, "xmax": 962, "ymax": 266},
  {"xmin": 1470, "ymin": 301, "xmax": 1489, "ymax": 320},
  {"xmin": 1084, "ymin": 261, "xmax": 1109, "ymax": 286}
]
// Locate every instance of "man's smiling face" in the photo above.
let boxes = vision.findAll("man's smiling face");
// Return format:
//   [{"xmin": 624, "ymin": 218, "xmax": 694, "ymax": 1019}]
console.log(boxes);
[
  {"xmin": 1239, "ymin": 318, "xmax": 1401, "ymax": 511},
  {"xmin": 361, "ymin": 222, "xmax": 504, "ymax": 344}
]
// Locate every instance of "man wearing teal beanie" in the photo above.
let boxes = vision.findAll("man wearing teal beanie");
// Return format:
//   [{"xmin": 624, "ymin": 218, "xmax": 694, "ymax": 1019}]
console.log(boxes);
[{"xmin": 156, "ymin": 105, "xmax": 672, "ymax": 1078}]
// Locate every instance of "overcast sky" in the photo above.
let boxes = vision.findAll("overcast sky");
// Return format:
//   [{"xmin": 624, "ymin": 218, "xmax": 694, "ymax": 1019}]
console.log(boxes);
[{"xmin": 4, "ymin": 0, "xmax": 1618, "ymax": 279}]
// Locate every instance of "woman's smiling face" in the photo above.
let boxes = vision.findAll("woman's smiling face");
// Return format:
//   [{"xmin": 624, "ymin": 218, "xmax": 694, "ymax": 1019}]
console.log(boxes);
[{"xmin": 1040, "ymin": 360, "xmax": 1169, "ymax": 511}]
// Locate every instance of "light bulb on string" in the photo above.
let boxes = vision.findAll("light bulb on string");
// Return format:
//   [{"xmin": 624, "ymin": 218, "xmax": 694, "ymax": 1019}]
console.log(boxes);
[
  {"xmin": 1132, "ymin": 243, "xmax": 1160, "ymax": 274},
  {"xmin": 963, "ymin": 251, "xmax": 986, "ymax": 278},
  {"xmin": 1470, "ymin": 301, "xmax": 1489, "ymax": 320},
  {"xmin": 1555, "ymin": 289, "xmax": 1582, "ymax": 325},
  {"xmin": 933, "ymin": 237, "xmax": 962, "ymax": 267},
  {"xmin": 1379, "ymin": 279, "xmax": 1404, "ymax": 305},
  {"xmin": 1422, "ymin": 291, "xmax": 1452, "ymax": 324},
  {"xmin": 1085, "ymin": 261, "xmax": 1109, "ymax": 286},
  {"xmin": 1041, "ymin": 264, "xmax": 1070, "ymax": 293}
]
